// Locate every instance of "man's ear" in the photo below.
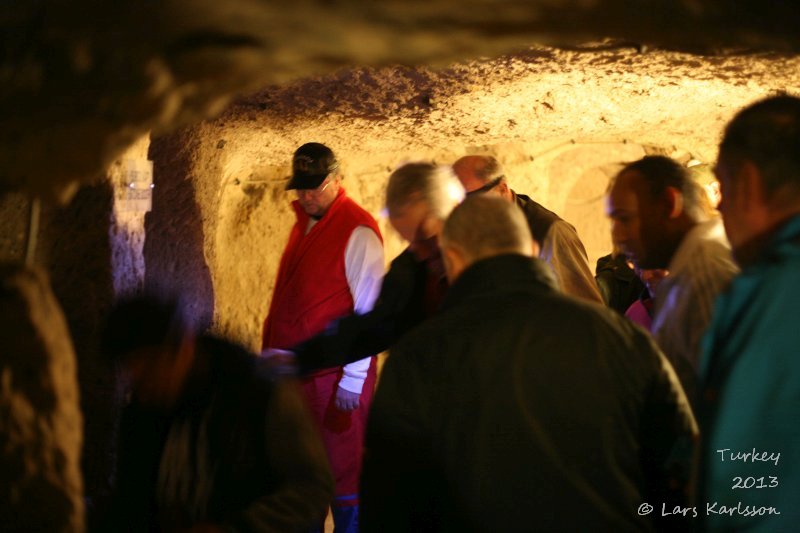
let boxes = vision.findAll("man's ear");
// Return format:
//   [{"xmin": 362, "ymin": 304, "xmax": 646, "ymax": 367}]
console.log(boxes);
[
  {"xmin": 738, "ymin": 160, "xmax": 766, "ymax": 210},
  {"xmin": 664, "ymin": 186, "xmax": 685, "ymax": 219},
  {"xmin": 442, "ymin": 243, "xmax": 468, "ymax": 283},
  {"xmin": 497, "ymin": 180, "xmax": 512, "ymax": 200}
]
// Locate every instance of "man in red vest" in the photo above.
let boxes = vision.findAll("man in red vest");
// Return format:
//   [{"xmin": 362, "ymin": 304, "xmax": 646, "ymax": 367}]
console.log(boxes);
[
  {"xmin": 262, "ymin": 142, "xmax": 384, "ymax": 532},
  {"xmin": 286, "ymin": 163, "xmax": 465, "ymax": 375}
]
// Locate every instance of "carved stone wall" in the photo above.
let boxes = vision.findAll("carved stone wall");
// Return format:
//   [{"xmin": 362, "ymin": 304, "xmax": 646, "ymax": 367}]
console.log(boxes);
[
  {"xmin": 0, "ymin": 265, "xmax": 84, "ymax": 532},
  {"xmin": 3, "ymin": 2, "xmax": 800, "ymax": 201},
  {"xmin": 148, "ymin": 47, "xmax": 800, "ymax": 350}
]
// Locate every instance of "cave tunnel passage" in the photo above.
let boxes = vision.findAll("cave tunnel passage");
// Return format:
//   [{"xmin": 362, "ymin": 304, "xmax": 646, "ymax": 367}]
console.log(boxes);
[{"xmin": 2, "ymin": 23, "xmax": 800, "ymax": 532}]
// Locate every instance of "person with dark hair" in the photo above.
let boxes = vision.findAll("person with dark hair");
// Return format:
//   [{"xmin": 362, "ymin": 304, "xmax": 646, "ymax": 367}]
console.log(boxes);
[
  {"xmin": 361, "ymin": 196, "xmax": 697, "ymax": 532},
  {"xmin": 451, "ymin": 155, "xmax": 603, "ymax": 303},
  {"xmin": 698, "ymin": 95, "xmax": 800, "ymax": 531},
  {"xmin": 103, "ymin": 295, "xmax": 333, "ymax": 532},
  {"xmin": 606, "ymin": 155, "xmax": 738, "ymax": 403}
]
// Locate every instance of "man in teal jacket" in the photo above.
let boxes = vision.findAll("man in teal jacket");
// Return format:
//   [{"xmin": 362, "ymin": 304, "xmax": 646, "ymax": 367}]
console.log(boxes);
[{"xmin": 699, "ymin": 95, "xmax": 800, "ymax": 531}]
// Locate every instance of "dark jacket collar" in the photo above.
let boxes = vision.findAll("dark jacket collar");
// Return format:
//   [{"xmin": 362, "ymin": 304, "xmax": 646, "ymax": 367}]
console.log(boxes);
[
  {"xmin": 441, "ymin": 254, "xmax": 557, "ymax": 311},
  {"xmin": 511, "ymin": 191, "xmax": 563, "ymax": 245}
]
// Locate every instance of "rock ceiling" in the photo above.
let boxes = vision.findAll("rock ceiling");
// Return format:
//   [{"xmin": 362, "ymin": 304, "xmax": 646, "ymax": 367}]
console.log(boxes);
[{"xmin": 1, "ymin": 1, "xmax": 799, "ymax": 200}]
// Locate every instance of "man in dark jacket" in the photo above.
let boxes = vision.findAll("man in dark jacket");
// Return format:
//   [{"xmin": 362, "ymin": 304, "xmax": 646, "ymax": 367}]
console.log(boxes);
[
  {"xmin": 698, "ymin": 94, "xmax": 800, "ymax": 532},
  {"xmin": 361, "ymin": 196, "xmax": 697, "ymax": 532},
  {"xmin": 103, "ymin": 296, "xmax": 333, "ymax": 532},
  {"xmin": 284, "ymin": 162, "xmax": 464, "ymax": 373},
  {"xmin": 452, "ymin": 154, "xmax": 603, "ymax": 303}
]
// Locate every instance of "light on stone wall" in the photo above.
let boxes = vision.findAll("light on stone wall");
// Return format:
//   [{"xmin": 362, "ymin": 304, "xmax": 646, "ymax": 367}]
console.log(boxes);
[{"xmin": 117, "ymin": 159, "xmax": 154, "ymax": 212}]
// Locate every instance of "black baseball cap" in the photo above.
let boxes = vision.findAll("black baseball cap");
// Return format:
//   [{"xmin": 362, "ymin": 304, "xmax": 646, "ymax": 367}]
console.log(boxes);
[{"xmin": 286, "ymin": 142, "xmax": 339, "ymax": 190}]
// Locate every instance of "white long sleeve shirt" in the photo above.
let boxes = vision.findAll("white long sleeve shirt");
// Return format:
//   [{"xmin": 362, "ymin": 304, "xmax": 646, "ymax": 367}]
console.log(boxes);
[
  {"xmin": 306, "ymin": 221, "xmax": 384, "ymax": 393},
  {"xmin": 652, "ymin": 217, "xmax": 739, "ymax": 400}
]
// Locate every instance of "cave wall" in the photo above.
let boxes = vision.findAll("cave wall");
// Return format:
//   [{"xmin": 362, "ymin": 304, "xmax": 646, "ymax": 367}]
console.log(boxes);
[
  {"xmin": 0, "ymin": 136, "xmax": 152, "ymax": 529},
  {"xmin": 2, "ymin": 4, "xmax": 799, "ymax": 531},
  {"xmin": 5, "ymin": 2, "xmax": 800, "ymax": 202},
  {"xmin": 146, "ymin": 46, "xmax": 800, "ymax": 351},
  {"xmin": 145, "ymin": 129, "xmax": 216, "ymax": 332},
  {"xmin": 37, "ymin": 182, "xmax": 117, "ymax": 523},
  {"xmin": 0, "ymin": 179, "xmax": 111, "ymax": 532},
  {"xmin": 0, "ymin": 265, "xmax": 85, "ymax": 532},
  {"xmin": 0, "ymin": 193, "xmax": 29, "ymax": 264}
]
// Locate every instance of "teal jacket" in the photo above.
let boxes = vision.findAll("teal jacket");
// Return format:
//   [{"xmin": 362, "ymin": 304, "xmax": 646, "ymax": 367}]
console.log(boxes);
[{"xmin": 699, "ymin": 214, "xmax": 800, "ymax": 532}]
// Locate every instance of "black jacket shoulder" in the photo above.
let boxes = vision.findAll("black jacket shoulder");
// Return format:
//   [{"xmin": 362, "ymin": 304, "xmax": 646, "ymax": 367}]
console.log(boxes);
[{"xmin": 294, "ymin": 248, "xmax": 428, "ymax": 372}]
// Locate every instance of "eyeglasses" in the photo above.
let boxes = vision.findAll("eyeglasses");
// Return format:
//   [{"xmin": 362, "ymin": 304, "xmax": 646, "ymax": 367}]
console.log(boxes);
[
  {"xmin": 465, "ymin": 175, "xmax": 504, "ymax": 197},
  {"xmin": 297, "ymin": 177, "xmax": 332, "ymax": 198}
]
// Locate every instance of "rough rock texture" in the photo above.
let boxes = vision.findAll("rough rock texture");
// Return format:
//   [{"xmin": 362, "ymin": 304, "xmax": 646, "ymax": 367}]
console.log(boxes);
[
  {"xmin": 0, "ymin": 264, "xmax": 84, "ymax": 532},
  {"xmin": 147, "ymin": 46, "xmax": 800, "ymax": 351},
  {"xmin": 0, "ymin": 193, "xmax": 30, "ymax": 263},
  {"xmin": 0, "ymin": 135, "xmax": 153, "ymax": 530},
  {"xmin": 0, "ymin": 138, "xmax": 154, "ymax": 529},
  {"xmin": 145, "ymin": 130, "xmax": 216, "ymax": 332},
  {"xmin": 109, "ymin": 136, "xmax": 152, "ymax": 297},
  {"xmin": 34, "ymin": 182, "xmax": 120, "ymax": 528},
  {"xmin": 3, "ymin": 1, "xmax": 800, "ymax": 200}
]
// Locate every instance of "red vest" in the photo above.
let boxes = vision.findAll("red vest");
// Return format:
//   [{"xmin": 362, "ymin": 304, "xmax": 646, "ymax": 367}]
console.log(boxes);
[{"xmin": 262, "ymin": 188, "xmax": 382, "ymax": 354}]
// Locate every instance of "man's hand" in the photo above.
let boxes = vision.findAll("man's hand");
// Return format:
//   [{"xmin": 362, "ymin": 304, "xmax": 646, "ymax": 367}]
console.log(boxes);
[
  {"xmin": 335, "ymin": 386, "xmax": 361, "ymax": 412},
  {"xmin": 260, "ymin": 347, "xmax": 298, "ymax": 377}
]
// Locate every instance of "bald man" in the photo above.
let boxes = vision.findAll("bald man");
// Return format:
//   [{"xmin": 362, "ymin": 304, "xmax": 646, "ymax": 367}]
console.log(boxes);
[
  {"xmin": 452, "ymin": 155, "xmax": 603, "ymax": 303},
  {"xmin": 362, "ymin": 196, "xmax": 696, "ymax": 532}
]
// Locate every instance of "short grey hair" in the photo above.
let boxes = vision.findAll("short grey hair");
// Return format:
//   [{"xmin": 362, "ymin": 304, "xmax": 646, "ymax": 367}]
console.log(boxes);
[
  {"xmin": 472, "ymin": 155, "xmax": 505, "ymax": 183},
  {"xmin": 385, "ymin": 162, "xmax": 464, "ymax": 220},
  {"xmin": 442, "ymin": 195, "xmax": 532, "ymax": 262}
]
